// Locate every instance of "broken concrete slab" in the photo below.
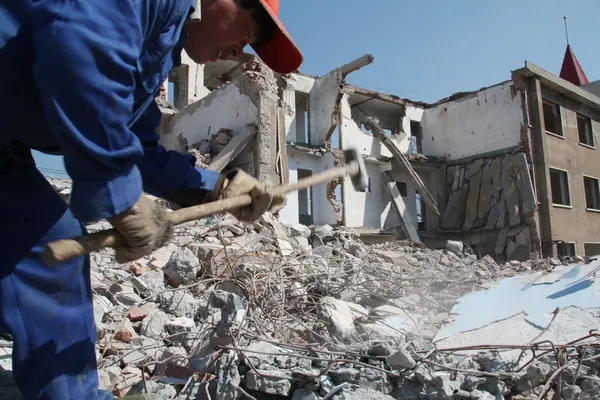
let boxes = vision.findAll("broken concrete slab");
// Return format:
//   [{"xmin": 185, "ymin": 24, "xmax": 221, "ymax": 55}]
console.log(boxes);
[{"xmin": 434, "ymin": 259, "xmax": 600, "ymax": 362}]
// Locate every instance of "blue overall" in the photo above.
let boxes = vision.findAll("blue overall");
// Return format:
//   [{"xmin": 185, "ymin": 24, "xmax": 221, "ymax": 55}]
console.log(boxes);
[{"xmin": 0, "ymin": 1, "xmax": 220, "ymax": 398}]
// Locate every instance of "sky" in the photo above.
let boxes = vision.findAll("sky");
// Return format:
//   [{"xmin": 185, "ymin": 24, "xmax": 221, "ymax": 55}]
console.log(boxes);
[{"xmin": 34, "ymin": 0, "xmax": 600, "ymax": 177}]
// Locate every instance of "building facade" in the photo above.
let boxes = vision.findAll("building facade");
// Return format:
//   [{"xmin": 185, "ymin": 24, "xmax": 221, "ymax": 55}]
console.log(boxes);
[{"xmin": 156, "ymin": 47, "xmax": 600, "ymax": 261}]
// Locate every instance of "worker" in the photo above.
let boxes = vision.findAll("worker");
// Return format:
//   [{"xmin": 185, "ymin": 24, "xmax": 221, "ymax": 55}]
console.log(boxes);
[{"xmin": 0, "ymin": 0, "xmax": 302, "ymax": 398}]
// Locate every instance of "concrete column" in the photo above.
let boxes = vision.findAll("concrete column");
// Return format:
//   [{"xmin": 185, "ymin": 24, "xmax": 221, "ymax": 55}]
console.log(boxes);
[{"xmin": 527, "ymin": 77, "xmax": 553, "ymax": 257}]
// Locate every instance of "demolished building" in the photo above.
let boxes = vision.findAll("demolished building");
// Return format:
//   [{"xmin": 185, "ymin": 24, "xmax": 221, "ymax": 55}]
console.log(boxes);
[{"xmin": 155, "ymin": 47, "xmax": 600, "ymax": 263}]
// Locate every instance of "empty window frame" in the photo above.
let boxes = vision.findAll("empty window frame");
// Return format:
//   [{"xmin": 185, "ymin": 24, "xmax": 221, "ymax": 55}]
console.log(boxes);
[
  {"xmin": 295, "ymin": 92, "xmax": 310, "ymax": 144},
  {"xmin": 409, "ymin": 120, "xmax": 422, "ymax": 154},
  {"xmin": 584, "ymin": 243, "xmax": 600, "ymax": 257},
  {"xmin": 583, "ymin": 176, "xmax": 600, "ymax": 210},
  {"xmin": 577, "ymin": 113, "xmax": 594, "ymax": 147},
  {"xmin": 542, "ymin": 100, "xmax": 563, "ymax": 136},
  {"xmin": 396, "ymin": 182, "xmax": 408, "ymax": 197},
  {"xmin": 549, "ymin": 168, "xmax": 570, "ymax": 206},
  {"xmin": 297, "ymin": 169, "xmax": 313, "ymax": 225},
  {"xmin": 556, "ymin": 242, "xmax": 576, "ymax": 257}
]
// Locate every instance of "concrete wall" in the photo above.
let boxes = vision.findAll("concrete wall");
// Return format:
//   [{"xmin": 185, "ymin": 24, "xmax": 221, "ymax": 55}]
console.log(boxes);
[
  {"xmin": 583, "ymin": 80, "xmax": 600, "ymax": 98},
  {"xmin": 339, "ymin": 94, "xmax": 409, "ymax": 158},
  {"xmin": 180, "ymin": 51, "xmax": 211, "ymax": 104},
  {"xmin": 281, "ymin": 74, "xmax": 315, "ymax": 144},
  {"xmin": 162, "ymin": 51, "xmax": 211, "ymax": 109},
  {"xmin": 534, "ymin": 83, "xmax": 600, "ymax": 256},
  {"xmin": 421, "ymin": 82, "xmax": 523, "ymax": 160},
  {"xmin": 279, "ymin": 150, "xmax": 338, "ymax": 226},
  {"xmin": 341, "ymin": 160, "xmax": 418, "ymax": 229},
  {"xmin": 437, "ymin": 151, "xmax": 537, "ymax": 261},
  {"xmin": 159, "ymin": 83, "xmax": 258, "ymax": 152}
]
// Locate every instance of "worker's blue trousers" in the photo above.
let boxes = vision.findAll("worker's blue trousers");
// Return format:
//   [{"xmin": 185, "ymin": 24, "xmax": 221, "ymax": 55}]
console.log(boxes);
[{"xmin": 0, "ymin": 161, "xmax": 113, "ymax": 399}]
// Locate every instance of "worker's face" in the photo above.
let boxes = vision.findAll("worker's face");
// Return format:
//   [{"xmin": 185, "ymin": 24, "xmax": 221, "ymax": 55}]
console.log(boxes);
[{"xmin": 184, "ymin": 0, "xmax": 259, "ymax": 64}]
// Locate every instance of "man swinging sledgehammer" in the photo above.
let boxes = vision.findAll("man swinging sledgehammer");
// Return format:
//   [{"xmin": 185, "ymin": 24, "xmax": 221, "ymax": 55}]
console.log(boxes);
[{"xmin": 0, "ymin": 0, "xmax": 302, "ymax": 398}]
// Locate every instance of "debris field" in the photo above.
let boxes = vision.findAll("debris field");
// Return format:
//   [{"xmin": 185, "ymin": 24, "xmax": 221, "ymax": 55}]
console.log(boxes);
[{"xmin": 0, "ymin": 177, "xmax": 598, "ymax": 400}]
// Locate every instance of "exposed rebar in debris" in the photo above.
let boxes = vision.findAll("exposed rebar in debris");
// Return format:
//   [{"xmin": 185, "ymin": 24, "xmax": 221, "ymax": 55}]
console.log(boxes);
[{"xmin": 4, "ymin": 177, "xmax": 596, "ymax": 400}]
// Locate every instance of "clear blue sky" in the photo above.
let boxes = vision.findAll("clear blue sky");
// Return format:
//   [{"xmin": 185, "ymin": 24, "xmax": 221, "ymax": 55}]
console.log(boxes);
[{"xmin": 34, "ymin": 0, "xmax": 599, "ymax": 177}]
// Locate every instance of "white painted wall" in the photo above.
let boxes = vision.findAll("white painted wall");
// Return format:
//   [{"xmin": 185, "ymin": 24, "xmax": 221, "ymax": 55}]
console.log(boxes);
[
  {"xmin": 159, "ymin": 83, "xmax": 258, "ymax": 151},
  {"xmin": 287, "ymin": 73, "xmax": 315, "ymax": 95},
  {"xmin": 342, "ymin": 162, "xmax": 417, "ymax": 229},
  {"xmin": 339, "ymin": 94, "xmax": 409, "ymax": 158},
  {"xmin": 337, "ymin": 93, "xmax": 421, "ymax": 228},
  {"xmin": 279, "ymin": 151, "xmax": 338, "ymax": 226},
  {"xmin": 180, "ymin": 51, "xmax": 211, "ymax": 104},
  {"xmin": 421, "ymin": 81, "xmax": 523, "ymax": 160}
]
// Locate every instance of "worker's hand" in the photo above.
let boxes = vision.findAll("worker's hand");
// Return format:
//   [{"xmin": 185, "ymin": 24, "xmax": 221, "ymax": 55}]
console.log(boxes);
[
  {"xmin": 107, "ymin": 195, "xmax": 174, "ymax": 263},
  {"xmin": 218, "ymin": 168, "xmax": 285, "ymax": 222}
]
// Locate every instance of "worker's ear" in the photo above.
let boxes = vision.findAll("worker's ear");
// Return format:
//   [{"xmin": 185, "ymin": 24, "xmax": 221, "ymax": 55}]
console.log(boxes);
[{"xmin": 188, "ymin": 0, "xmax": 202, "ymax": 22}]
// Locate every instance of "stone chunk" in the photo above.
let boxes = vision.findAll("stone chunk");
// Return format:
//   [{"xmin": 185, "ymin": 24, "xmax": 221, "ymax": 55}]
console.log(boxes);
[
  {"xmin": 127, "ymin": 380, "xmax": 177, "ymax": 399},
  {"xmin": 215, "ymin": 352, "xmax": 241, "ymax": 400},
  {"xmin": 290, "ymin": 223, "xmax": 311, "ymax": 237},
  {"xmin": 140, "ymin": 309, "xmax": 171, "ymax": 339},
  {"xmin": 387, "ymin": 348, "xmax": 416, "ymax": 369},
  {"xmin": 319, "ymin": 297, "xmax": 356, "ymax": 341},
  {"xmin": 159, "ymin": 290, "xmax": 198, "ymax": 318},
  {"xmin": 445, "ymin": 240, "xmax": 463, "ymax": 255},
  {"xmin": 333, "ymin": 388, "xmax": 395, "ymax": 400},
  {"xmin": 114, "ymin": 319, "xmax": 137, "ymax": 343},
  {"xmin": 163, "ymin": 247, "xmax": 200, "ymax": 287},
  {"xmin": 245, "ymin": 369, "xmax": 292, "ymax": 396},
  {"xmin": 128, "ymin": 302, "xmax": 157, "ymax": 322}
]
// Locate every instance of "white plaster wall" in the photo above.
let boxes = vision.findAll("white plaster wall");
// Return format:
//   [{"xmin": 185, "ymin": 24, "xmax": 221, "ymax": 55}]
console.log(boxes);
[
  {"xmin": 281, "ymin": 74, "xmax": 316, "ymax": 144},
  {"xmin": 342, "ymin": 162, "xmax": 417, "ymax": 229},
  {"xmin": 387, "ymin": 169, "xmax": 419, "ymax": 228},
  {"xmin": 421, "ymin": 82, "xmax": 523, "ymax": 160},
  {"xmin": 282, "ymin": 86, "xmax": 297, "ymax": 143},
  {"xmin": 287, "ymin": 73, "xmax": 315, "ymax": 94},
  {"xmin": 159, "ymin": 83, "xmax": 257, "ymax": 151},
  {"xmin": 339, "ymin": 94, "xmax": 409, "ymax": 158},
  {"xmin": 180, "ymin": 51, "xmax": 212, "ymax": 104},
  {"xmin": 279, "ymin": 151, "xmax": 338, "ymax": 226},
  {"xmin": 309, "ymin": 72, "xmax": 342, "ymax": 146}
]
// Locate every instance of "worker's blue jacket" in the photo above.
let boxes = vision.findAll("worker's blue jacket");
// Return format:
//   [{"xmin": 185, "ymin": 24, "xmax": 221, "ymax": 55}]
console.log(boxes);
[{"xmin": 0, "ymin": 0, "xmax": 219, "ymax": 222}]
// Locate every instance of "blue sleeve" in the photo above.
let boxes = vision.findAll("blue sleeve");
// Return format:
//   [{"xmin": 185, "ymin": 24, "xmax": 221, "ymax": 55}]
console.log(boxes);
[
  {"xmin": 31, "ymin": 0, "xmax": 145, "ymax": 222},
  {"xmin": 132, "ymin": 101, "xmax": 222, "ymax": 200}
]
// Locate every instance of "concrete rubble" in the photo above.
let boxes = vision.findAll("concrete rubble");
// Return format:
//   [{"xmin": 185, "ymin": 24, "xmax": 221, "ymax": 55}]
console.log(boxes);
[{"xmin": 1, "ymin": 178, "xmax": 598, "ymax": 399}]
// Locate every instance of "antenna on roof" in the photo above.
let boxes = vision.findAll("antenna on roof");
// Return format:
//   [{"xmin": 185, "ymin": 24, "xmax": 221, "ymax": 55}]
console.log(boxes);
[{"xmin": 563, "ymin": 15, "xmax": 570, "ymax": 46}]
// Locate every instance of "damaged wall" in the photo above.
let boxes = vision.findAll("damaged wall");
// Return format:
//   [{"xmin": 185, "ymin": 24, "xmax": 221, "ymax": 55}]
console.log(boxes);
[
  {"xmin": 279, "ymin": 150, "xmax": 338, "ymax": 226},
  {"xmin": 421, "ymin": 82, "xmax": 523, "ymax": 160},
  {"xmin": 438, "ymin": 151, "xmax": 538, "ymax": 261},
  {"xmin": 342, "ymin": 161, "xmax": 418, "ymax": 229},
  {"xmin": 159, "ymin": 83, "xmax": 258, "ymax": 153},
  {"xmin": 159, "ymin": 59, "xmax": 281, "ymax": 186},
  {"xmin": 162, "ymin": 51, "xmax": 211, "ymax": 109},
  {"xmin": 280, "ymin": 73, "xmax": 315, "ymax": 144},
  {"xmin": 340, "ymin": 93, "xmax": 409, "ymax": 159}
]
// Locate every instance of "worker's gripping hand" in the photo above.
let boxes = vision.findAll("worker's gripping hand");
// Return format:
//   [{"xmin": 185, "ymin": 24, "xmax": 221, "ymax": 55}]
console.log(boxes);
[
  {"xmin": 219, "ymin": 169, "xmax": 286, "ymax": 222},
  {"xmin": 107, "ymin": 195, "xmax": 174, "ymax": 263}
]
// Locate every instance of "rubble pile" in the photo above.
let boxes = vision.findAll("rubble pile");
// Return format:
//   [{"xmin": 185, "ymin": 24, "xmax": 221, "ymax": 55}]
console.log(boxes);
[
  {"xmin": 0, "ymin": 178, "xmax": 596, "ymax": 400},
  {"xmin": 180, "ymin": 128, "xmax": 234, "ymax": 169}
]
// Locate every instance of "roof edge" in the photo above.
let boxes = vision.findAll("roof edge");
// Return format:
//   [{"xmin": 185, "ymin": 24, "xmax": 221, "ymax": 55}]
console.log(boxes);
[{"xmin": 513, "ymin": 61, "xmax": 600, "ymax": 111}]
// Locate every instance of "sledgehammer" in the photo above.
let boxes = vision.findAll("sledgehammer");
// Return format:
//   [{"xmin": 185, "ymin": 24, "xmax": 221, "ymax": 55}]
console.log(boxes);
[{"xmin": 42, "ymin": 148, "xmax": 369, "ymax": 266}]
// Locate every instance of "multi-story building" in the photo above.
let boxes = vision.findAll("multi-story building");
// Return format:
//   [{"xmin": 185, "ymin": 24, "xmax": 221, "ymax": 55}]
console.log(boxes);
[{"xmin": 156, "ymin": 45, "xmax": 599, "ymax": 261}]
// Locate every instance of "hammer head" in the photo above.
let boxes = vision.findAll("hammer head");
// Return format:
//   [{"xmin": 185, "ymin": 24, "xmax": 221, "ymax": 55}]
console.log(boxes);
[{"xmin": 343, "ymin": 148, "xmax": 369, "ymax": 192}]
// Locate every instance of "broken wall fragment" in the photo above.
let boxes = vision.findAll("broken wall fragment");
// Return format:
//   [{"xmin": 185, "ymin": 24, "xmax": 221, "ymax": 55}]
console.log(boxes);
[{"xmin": 438, "ymin": 151, "xmax": 538, "ymax": 261}]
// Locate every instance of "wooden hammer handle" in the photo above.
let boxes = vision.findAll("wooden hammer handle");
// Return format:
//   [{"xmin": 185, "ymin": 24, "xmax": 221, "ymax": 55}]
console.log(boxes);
[{"xmin": 43, "ymin": 163, "xmax": 356, "ymax": 266}]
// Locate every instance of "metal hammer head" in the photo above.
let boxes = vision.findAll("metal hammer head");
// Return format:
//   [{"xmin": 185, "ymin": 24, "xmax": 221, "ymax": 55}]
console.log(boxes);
[{"xmin": 343, "ymin": 148, "xmax": 369, "ymax": 192}]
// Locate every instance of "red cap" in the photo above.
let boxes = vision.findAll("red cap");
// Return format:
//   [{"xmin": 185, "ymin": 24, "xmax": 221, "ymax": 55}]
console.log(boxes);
[{"xmin": 250, "ymin": 0, "xmax": 303, "ymax": 74}]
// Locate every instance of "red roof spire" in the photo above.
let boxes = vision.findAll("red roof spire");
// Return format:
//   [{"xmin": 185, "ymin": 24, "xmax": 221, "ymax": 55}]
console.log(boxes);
[{"xmin": 559, "ymin": 44, "xmax": 589, "ymax": 86}]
